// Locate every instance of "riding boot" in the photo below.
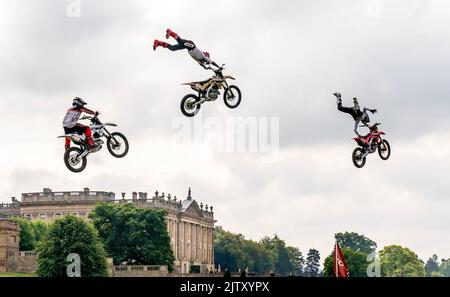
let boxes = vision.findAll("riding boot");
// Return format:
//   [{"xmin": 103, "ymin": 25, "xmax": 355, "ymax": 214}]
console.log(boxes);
[
  {"xmin": 85, "ymin": 127, "xmax": 95, "ymax": 147},
  {"xmin": 65, "ymin": 138, "xmax": 71, "ymax": 150},
  {"xmin": 153, "ymin": 39, "xmax": 169, "ymax": 51},
  {"xmin": 166, "ymin": 29, "xmax": 179, "ymax": 40}
]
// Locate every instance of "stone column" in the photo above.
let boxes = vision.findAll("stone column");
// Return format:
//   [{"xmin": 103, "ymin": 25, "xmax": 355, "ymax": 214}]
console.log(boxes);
[
  {"xmin": 210, "ymin": 226, "xmax": 214, "ymax": 265},
  {"xmin": 191, "ymin": 223, "xmax": 195, "ymax": 262},
  {"xmin": 194, "ymin": 224, "xmax": 198, "ymax": 262}
]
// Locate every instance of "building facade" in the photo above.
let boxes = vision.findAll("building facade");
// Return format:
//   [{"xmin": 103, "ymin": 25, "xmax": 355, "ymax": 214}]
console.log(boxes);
[
  {"xmin": 0, "ymin": 217, "xmax": 20, "ymax": 273},
  {"xmin": 0, "ymin": 187, "xmax": 216, "ymax": 274}
]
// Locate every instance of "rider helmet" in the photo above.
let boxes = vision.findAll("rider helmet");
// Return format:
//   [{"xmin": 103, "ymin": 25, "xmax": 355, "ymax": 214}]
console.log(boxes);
[
  {"xmin": 361, "ymin": 113, "xmax": 370, "ymax": 124},
  {"xmin": 73, "ymin": 97, "xmax": 87, "ymax": 107}
]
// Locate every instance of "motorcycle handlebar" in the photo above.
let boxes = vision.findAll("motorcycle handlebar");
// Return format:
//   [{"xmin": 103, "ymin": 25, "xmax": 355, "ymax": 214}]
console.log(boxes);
[
  {"xmin": 80, "ymin": 113, "xmax": 100, "ymax": 121},
  {"xmin": 359, "ymin": 122, "xmax": 381, "ymax": 128}
]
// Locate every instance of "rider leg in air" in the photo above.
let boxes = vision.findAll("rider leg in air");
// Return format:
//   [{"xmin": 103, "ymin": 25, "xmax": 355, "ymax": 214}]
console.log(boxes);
[
  {"xmin": 62, "ymin": 97, "xmax": 98, "ymax": 150},
  {"xmin": 333, "ymin": 93, "xmax": 377, "ymax": 137},
  {"xmin": 154, "ymin": 29, "xmax": 221, "ymax": 69}
]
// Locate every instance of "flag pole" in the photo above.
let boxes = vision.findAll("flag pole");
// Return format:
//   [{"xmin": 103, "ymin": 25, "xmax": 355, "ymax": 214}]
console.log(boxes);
[{"xmin": 334, "ymin": 238, "xmax": 338, "ymax": 278}]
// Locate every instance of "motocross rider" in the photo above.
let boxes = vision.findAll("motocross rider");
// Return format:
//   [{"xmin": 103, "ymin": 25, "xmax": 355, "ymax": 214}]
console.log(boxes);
[
  {"xmin": 333, "ymin": 93, "xmax": 377, "ymax": 137},
  {"xmin": 154, "ymin": 29, "xmax": 221, "ymax": 70},
  {"xmin": 62, "ymin": 97, "xmax": 98, "ymax": 150}
]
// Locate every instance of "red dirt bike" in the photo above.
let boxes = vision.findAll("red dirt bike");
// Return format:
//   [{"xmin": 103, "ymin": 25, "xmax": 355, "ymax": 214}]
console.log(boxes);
[{"xmin": 352, "ymin": 122, "xmax": 391, "ymax": 168}]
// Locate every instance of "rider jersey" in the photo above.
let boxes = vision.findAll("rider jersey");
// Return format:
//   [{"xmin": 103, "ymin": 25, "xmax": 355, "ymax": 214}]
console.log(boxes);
[
  {"xmin": 188, "ymin": 47, "xmax": 213, "ymax": 65},
  {"xmin": 62, "ymin": 107, "xmax": 95, "ymax": 128}
]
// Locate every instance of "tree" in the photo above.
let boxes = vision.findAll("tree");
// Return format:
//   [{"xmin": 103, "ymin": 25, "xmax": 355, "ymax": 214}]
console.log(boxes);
[
  {"xmin": 439, "ymin": 258, "xmax": 450, "ymax": 277},
  {"xmin": 304, "ymin": 249, "xmax": 320, "ymax": 277},
  {"xmin": 89, "ymin": 202, "xmax": 175, "ymax": 271},
  {"xmin": 261, "ymin": 235, "xmax": 294, "ymax": 276},
  {"xmin": 322, "ymin": 232, "xmax": 377, "ymax": 277},
  {"xmin": 36, "ymin": 215, "xmax": 108, "ymax": 277},
  {"xmin": 335, "ymin": 232, "xmax": 377, "ymax": 254},
  {"xmin": 215, "ymin": 227, "xmax": 272, "ymax": 273},
  {"xmin": 379, "ymin": 245, "xmax": 425, "ymax": 277},
  {"xmin": 13, "ymin": 217, "xmax": 34, "ymax": 251},
  {"xmin": 287, "ymin": 246, "xmax": 304, "ymax": 276},
  {"xmin": 425, "ymin": 254, "xmax": 440, "ymax": 277},
  {"xmin": 12, "ymin": 217, "xmax": 49, "ymax": 251},
  {"xmin": 323, "ymin": 248, "xmax": 369, "ymax": 277}
]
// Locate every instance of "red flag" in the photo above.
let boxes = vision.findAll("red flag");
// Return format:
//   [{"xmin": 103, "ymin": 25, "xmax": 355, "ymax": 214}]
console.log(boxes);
[{"xmin": 334, "ymin": 240, "xmax": 350, "ymax": 277}]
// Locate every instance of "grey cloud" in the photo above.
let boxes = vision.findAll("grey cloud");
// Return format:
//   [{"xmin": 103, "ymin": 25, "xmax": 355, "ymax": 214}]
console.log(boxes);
[{"xmin": 0, "ymin": 0, "xmax": 449, "ymax": 263}]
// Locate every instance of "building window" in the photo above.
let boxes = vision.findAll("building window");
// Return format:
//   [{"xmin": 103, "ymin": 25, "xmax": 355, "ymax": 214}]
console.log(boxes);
[
  {"xmin": 39, "ymin": 213, "xmax": 47, "ymax": 219},
  {"xmin": 54, "ymin": 213, "xmax": 62, "ymax": 218}
]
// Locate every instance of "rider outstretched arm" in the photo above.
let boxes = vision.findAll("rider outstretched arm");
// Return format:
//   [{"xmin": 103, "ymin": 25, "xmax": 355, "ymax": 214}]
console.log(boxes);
[
  {"xmin": 79, "ymin": 107, "xmax": 97, "ymax": 115},
  {"xmin": 199, "ymin": 60, "xmax": 221, "ymax": 70},
  {"xmin": 210, "ymin": 61, "xmax": 220, "ymax": 69},
  {"xmin": 363, "ymin": 107, "xmax": 377, "ymax": 114}
]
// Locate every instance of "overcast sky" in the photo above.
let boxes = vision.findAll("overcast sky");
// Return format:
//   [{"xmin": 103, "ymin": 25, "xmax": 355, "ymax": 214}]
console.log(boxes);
[{"xmin": 1, "ymin": 0, "xmax": 450, "ymax": 264}]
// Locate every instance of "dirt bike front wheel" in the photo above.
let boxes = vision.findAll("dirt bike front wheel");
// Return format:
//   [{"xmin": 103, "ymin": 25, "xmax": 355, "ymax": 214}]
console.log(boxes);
[
  {"xmin": 378, "ymin": 139, "xmax": 391, "ymax": 160},
  {"xmin": 64, "ymin": 147, "xmax": 87, "ymax": 173},
  {"xmin": 224, "ymin": 85, "xmax": 242, "ymax": 109},
  {"xmin": 352, "ymin": 147, "xmax": 366, "ymax": 168},
  {"xmin": 107, "ymin": 132, "xmax": 129, "ymax": 158},
  {"xmin": 181, "ymin": 94, "xmax": 201, "ymax": 117}
]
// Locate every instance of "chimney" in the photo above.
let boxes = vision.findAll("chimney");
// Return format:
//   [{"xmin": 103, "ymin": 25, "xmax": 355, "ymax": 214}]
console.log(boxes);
[
  {"xmin": 187, "ymin": 187, "xmax": 192, "ymax": 201},
  {"xmin": 132, "ymin": 192, "xmax": 137, "ymax": 200},
  {"xmin": 84, "ymin": 187, "xmax": 90, "ymax": 192},
  {"xmin": 121, "ymin": 193, "xmax": 126, "ymax": 200}
]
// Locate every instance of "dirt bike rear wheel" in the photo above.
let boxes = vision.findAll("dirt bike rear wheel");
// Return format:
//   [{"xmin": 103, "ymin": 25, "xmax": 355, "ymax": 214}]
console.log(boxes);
[
  {"xmin": 378, "ymin": 139, "xmax": 391, "ymax": 160},
  {"xmin": 64, "ymin": 147, "xmax": 87, "ymax": 173},
  {"xmin": 181, "ymin": 94, "xmax": 201, "ymax": 117},
  {"xmin": 107, "ymin": 132, "xmax": 129, "ymax": 158},
  {"xmin": 224, "ymin": 85, "xmax": 242, "ymax": 109},
  {"xmin": 352, "ymin": 147, "xmax": 366, "ymax": 168}
]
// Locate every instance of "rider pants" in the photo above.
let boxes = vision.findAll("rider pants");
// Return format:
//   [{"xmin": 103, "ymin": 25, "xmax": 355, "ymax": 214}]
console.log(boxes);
[{"xmin": 64, "ymin": 124, "xmax": 94, "ymax": 148}]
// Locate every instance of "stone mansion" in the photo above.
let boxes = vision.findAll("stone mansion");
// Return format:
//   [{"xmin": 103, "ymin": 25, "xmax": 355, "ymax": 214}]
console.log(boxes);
[{"xmin": 0, "ymin": 187, "xmax": 216, "ymax": 274}]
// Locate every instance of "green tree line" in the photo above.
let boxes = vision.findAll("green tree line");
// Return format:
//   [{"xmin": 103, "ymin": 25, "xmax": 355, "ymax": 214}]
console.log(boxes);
[{"xmin": 214, "ymin": 227, "xmax": 320, "ymax": 276}]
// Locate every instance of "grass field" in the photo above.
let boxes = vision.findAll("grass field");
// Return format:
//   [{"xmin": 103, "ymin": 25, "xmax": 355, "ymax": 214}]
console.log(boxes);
[{"xmin": 0, "ymin": 272, "xmax": 36, "ymax": 277}]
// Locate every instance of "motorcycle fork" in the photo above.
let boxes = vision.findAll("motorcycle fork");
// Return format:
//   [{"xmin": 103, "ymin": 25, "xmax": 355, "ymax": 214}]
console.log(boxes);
[
  {"xmin": 361, "ymin": 148, "xmax": 370, "ymax": 159},
  {"xmin": 222, "ymin": 80, "xmax": 229, "ymax": 92},
  {"xmin": 192, "ymin": 91, "xmax": 206, "ymax": 107},
  {"xmin": 78, "ymin": 146, "xmax": 90, "ymax": 159}
]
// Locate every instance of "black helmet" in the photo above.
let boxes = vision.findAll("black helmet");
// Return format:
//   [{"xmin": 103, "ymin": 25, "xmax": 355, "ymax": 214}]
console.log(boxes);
[
  {"xmin": 361, "ymin": 113, "xmax": 370, "ymax": 124},
  {"xmin": 73, "ymin": 97, "xmax": 87, "ymax": 107}
]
